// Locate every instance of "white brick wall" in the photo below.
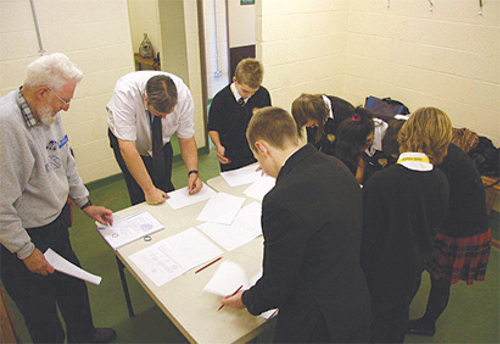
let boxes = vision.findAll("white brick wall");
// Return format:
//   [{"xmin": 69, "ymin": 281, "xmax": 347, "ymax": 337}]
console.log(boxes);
[
  {"xmin": 343, "ymin": 0, "xmax": 500, "ymax": 146},
  {"xmin": 256, "ymin": 0, "xmax": 350, "ymax": 114},
  {"xmin": 1, "ymin": 0, "xmax": 206, "ymax": 184},
  {"xmin": 0, "ymin": 0, "xmax": 134, "ymax": 183},
  {"xmin": 256, "ymin": 0, "xmax": 499, "ymax": 146}
]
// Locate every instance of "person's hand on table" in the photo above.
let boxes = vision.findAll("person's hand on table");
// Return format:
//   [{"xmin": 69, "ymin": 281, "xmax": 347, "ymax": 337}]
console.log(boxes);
[
  {"xmin": 221, "ymin": 290, "xmax": 246, "ymax": 309},
  {"xmin": 188, "ymin": 172, "xmax": 203, "ymax": 195},
  {"xmin": 145, "ymin": 186, "xmax": 169, "ymax": 205},
  {"xmin": 84, "ymin": 205, "xmax": 114, "ymax": 226}
]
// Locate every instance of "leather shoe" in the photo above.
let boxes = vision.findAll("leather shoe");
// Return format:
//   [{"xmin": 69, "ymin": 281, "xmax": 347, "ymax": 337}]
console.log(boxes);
[
  {"xmin": 407, "ymin": 318, "xmax": 436, "ymax": 336},
  {"xmin": 89, "ymin": 328, "xmax": 117, "ymax": 343}
]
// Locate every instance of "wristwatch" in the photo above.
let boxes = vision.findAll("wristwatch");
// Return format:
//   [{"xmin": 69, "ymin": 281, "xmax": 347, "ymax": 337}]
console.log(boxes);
[
  {"xmin": 80, "ymin": 200, "xmax": 93, "ymax": 210},
  {"xmin": 188, "ymin": 170, "xmax": 199, "ymax": 177}
]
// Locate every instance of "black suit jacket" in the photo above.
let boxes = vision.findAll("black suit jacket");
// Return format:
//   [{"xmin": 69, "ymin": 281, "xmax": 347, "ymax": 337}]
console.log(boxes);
[{"xmin": 242, "ymin": 144, "xmax": 371, "ymax": 343}]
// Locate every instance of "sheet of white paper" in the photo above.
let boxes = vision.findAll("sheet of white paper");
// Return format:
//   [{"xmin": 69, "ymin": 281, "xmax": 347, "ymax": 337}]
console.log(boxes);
[
  {"xmin": 202, "ymin": 261, "xmax": 249, "ymax": 296},
  {"xmin": 196, "ymin": 192, "xmax": 246, "ymax": 225},
  {"xmin": 44, "ymin": 248, "xmax": 102, "ymax": 285},
  {"xmin": 220, "ymin": 164, "xmax": 263, "ymax": 187},
  {"xmin": 243, "ymin": 176, "xmax": 275, "ymax": 201},
  {"xmin": 203, "ymin": 262, "xmax": 277, "ymax": 319},
  {"xmin": 97, "ymin": 210, "xmax": 164, "ymax": 250},
  {"xmin": 166, "ymin": 183, "xmax": 217, "ymax": 210},
  {"xmin": 129, "ymin": 228, "xmax": 223, "ymax": 287},
  {"xmin": 197, "ymin": 202, "xmax": 262, "ymax": 251}
]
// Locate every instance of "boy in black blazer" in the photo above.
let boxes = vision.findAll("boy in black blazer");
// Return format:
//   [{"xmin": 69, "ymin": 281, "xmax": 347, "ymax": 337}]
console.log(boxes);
[{"xmin": 221, "ymin": 107, "xmax": 371, "ymax": 343}]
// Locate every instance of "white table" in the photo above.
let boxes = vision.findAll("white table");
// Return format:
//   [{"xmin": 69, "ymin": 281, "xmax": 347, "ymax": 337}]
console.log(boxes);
[{"xmin": 113, "ymin": 179, "xmax": 273, "ymax": 343}]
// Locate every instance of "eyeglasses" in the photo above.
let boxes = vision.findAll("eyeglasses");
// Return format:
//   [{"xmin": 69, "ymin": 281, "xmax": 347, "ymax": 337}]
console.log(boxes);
[{"xmin": 48, "ymin": 88, "xmax": 71, "ymax": 107}]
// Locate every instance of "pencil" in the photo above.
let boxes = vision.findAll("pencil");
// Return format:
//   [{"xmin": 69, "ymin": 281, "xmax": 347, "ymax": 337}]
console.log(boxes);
[
  {"xmin": 217, "ymin": 285, "xmax": 243, "ymax": 311},
  {"xmin": 195, "ymin": 256, "xmax": 222, "ymax": 274}
]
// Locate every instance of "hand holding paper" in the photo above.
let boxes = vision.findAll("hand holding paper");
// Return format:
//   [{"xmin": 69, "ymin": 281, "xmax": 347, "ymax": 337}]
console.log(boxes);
[{"xmin": 44, "ymin": 248, "xmax": 102, "ymax": 285}]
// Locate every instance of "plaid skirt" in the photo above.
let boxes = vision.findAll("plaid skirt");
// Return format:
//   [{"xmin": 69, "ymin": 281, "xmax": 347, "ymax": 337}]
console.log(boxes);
[{"xmin": 426, "ymin": 229, "xmax": 491, "ymax": 285}]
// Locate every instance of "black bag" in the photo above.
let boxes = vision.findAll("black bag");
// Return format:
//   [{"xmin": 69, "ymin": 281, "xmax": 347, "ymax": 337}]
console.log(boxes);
[
  {"xmin": 364, "ymin": 96, "xmax": 410, "ymax": 122},
  {"xmin": 468, "ymin": 136, "xmax": 499, "ymax": 178}
]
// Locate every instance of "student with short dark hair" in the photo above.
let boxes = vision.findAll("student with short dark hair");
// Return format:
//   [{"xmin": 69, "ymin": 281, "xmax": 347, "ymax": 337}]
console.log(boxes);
[
  {"xmin": 221, "ymin": 107, "xmax": 371, "ymax": 343},
  {"xmin": 207, "ymin": 58, "xmax": 271, "ymax": 172}
]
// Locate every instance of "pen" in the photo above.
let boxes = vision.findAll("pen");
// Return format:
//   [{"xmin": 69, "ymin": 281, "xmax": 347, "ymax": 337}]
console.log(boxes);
[
  {"xmin": 217, "ymin": 285, "xmax": 243, "ymax": 311},
  {"xmin": 195, "ymin": 257, "xmax": 221, "ymax": 274}
]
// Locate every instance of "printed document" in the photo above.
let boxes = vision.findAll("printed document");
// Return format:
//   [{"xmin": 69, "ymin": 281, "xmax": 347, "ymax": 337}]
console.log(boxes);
[
  {"xmin": 129, "ymin": 228, "xmax": 223, "ymax": 287},
  {"xmin": 166, "ymin": 183, "xmax": 216, "ymax": 210},
  {"xmin": 197, "ymin": 202, "xmax": 262, "ymax": 251},
  {"xmin": 97, "ymin": 210, "xmax": 163, "ymax": 250},
  {"xmin": 220, "ymin": 164, "xmax": 263, "ymax": 187},
  {"xmin": 44, "ymin": 248, "xmax": 102, "ymax": 285},
  {"xmin": 243, "ymin": 176, "xmax": 275, "ymax": 201},
  {"xmin": 196, "ymin": 192, "xmax": 246, "ymax": 225}
]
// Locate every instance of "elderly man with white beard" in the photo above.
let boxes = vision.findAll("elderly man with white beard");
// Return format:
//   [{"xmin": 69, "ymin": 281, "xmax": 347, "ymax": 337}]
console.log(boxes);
[{"xmin": 0, "ymin": 53, "xmax": 117, "ymax": 344}]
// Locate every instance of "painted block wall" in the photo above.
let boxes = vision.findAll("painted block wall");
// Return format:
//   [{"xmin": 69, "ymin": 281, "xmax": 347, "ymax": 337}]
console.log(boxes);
[
  {"xmin": 127, "ymin": 0, "xmax": 162, "ymax": 60},
  {"xmin": 0, "ymin": 0, "xmax": 134, "ymax": 184},
  {"xmin": 184, "ymin": 0, "xmax": 207, "ymax": 148},
  {"xmin": 344, "ymin": 0, "xmax": 499, "ymax": 147},
  {"xmin": 256, "ymin": 0, "xmax": 350, "ymax": 112},
  {"xmin": 1, "ymin": 0, "xmax": 206, "ymax": 184}
]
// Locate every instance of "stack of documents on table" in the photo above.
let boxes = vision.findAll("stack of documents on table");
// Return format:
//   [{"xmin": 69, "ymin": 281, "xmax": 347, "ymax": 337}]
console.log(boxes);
[
  {"xmin": 203, "ymin": 260, "xmax": 277, "ymax": 319},
  {"xmin": 197, "ymin": 202, "xmax": 262, "ymax": 251},
  {"xmin": 129, "ymin": 228, "xmax": 223, "ymax": 287},
  {"xmin": 166, "ymin": 183, "xmax": 217, "ymax": 210},
  {"xmin": 97, "ymin": 210, "xmax": 164, "ymax": 250}
]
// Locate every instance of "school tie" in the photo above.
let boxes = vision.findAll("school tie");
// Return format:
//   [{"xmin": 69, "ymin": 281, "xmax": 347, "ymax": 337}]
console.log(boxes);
[
  {"xmin": 151, "ymin": 114, "xmax": 166, "ymax": 187},
  {"xmin": 237, "ymin": 98, "xmax": 244, "ymax": 106}
]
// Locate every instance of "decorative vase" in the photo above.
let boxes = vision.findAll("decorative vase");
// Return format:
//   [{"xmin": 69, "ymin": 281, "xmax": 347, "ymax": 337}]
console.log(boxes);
[{"xmin": 139, "ymin": 33, "xmax": 154, "ymax": 58}]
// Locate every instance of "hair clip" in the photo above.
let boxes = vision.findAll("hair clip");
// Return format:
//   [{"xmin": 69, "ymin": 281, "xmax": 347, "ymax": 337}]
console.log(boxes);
[{"xmin": 351, "ymin": 114, "xmax": 361, "ymax": 122}]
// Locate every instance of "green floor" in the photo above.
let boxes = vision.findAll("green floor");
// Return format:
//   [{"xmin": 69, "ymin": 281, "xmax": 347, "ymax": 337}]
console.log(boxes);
[{"xmin": 5, "ymin": 149, "xmax": 500, "ymax": 343}]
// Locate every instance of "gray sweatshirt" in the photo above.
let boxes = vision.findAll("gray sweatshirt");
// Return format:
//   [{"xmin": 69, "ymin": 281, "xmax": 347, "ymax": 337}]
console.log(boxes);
[{"xmin": 0, "ymin": 90, "xmax": 89, "ymax": 259}]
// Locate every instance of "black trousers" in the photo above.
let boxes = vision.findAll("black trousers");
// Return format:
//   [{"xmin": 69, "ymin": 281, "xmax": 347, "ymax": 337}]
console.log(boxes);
[
  {"xmin": 369, "ymin": 272, "xmax": 422, "ymax": 343},
  {"xmin": 0, "ymin": 203, "xmax": 95, "ymax": 343},
  {"xmin": 108, "ymin": 130, "xmax": 174, "ymax": 205}
]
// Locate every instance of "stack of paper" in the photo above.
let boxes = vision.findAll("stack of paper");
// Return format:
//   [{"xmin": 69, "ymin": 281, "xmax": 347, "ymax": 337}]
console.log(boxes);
[{"xmin": 44, "ymin": 248, "xmax": 102, "ymax": 285}]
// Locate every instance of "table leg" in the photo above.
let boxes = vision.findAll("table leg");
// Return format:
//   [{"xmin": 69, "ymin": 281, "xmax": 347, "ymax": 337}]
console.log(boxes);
[{"xmin": 116, "ymin": 257, "xmax": 135, "ymax": 317}]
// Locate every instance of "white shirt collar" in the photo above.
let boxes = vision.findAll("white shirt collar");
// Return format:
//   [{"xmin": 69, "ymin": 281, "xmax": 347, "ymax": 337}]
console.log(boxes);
[
  {"xmin": 397, "ymin": 152, "xmax": 433, "ymax": 171},
  {"xmin": 365, "ymin": 118, "xmax": 389, "ymax": 157},
  {"xmin": 231, "ymin": 83, "xmax": 246, "ymax": 104},
  {"xmin": 321, "ymin": 95, "xmax": 334, "ymax": 120}
]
